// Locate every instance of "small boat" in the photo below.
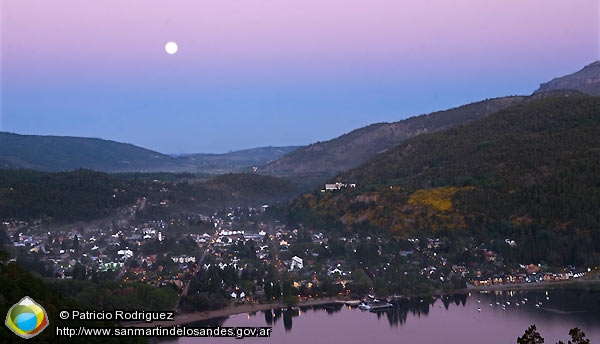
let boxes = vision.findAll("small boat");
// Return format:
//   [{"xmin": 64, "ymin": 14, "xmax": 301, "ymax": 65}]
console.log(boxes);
[
  {"xmin": 358, "ymin": 303, "xmax": 371, "ymax": 311},
  {"xmin": 477, "ymin": 308, "xmax": 481, "ymax": 312},
  {"xmin": 345, "ymin": 300, "xmax": 362, "ymax": 306},
  {"xmin": 369, "ymin": 302, "xmax": 393, "ymax": 312}
]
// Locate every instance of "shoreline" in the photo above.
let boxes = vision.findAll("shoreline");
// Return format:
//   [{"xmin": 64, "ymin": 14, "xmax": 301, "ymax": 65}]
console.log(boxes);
[
  {"xmin": 464, "ymin": 277, "xmax": 600, "ymax": 293},
  {"xmin": 126, "ymin": 279, "xmax": 599, "ymax": 328},
  {"xmin": 126, "ymin": 297, "xmax": 341, "ymax": 327}
]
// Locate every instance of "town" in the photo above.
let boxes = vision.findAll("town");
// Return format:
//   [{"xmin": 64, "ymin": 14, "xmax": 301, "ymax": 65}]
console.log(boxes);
[{"xmin": 3, "ymin": 182, "xmax": 595, "ymax": 314}]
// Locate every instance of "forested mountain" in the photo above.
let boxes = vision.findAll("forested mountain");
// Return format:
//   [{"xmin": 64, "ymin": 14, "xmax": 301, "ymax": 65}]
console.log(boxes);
[
  {"xmin": 0, "ymin": 169, "xmax": 300, "ymax": 222},
  {"xmin": 263, "ymin": 61, "xmax": 600, "ymax": 183},
  {"xmin": 0, "ymin": 169, "xmax": 137, "ymax": 222},
  {"xmin": 535, "ymin": 60, "xmax": 600, "ymax": 96},
  {"xmin": 262, "ymin": 96, "xmax": 526, "ymax": 181},
  {"xmin": 0, "ymin": 132, "xmax": 184, "ymax": 172},
  {"xmin": 291, "ymin": 94, "xmax": 600, "ymax": 266},
  {"xmin": 0, "ymin": 132, "xmax": 297, "ymax": 173}
]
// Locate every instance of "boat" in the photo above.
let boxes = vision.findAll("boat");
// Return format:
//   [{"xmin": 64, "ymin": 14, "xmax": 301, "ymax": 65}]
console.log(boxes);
[
  {"xmin": 358, "ymin": 303, "xmax": 371, "ymax": 311},
  {"xmin": 369, "ymin": 302, "xmax": 393, "ymax": 312},
  {"xmin": 345, "ymin": 300, "xmax": 362, "ymax": 306}
]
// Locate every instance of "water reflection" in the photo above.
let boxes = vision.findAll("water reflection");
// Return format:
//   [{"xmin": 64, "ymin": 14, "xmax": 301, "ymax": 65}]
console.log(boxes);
[
  {"xmin": 263, "ymin": 303, "xmax": 344, "ymax": 331},
  {"xmin": 384, "ymin": 296, "xmax": 438, "ymax": 326},
  {"xmin": 187, "ymin": 290, "xmax": 600, "ymax": 333},
  {"xmin": 179, "ymin": 290, "xmax": 600, "ymax": 337},
  {"xmin": 175, "ymin": 290, "xmax": 600, "ymax": 344},
  {"xmin": 440, "ymin": 293, "xmax": 467, "ymax": 309}
]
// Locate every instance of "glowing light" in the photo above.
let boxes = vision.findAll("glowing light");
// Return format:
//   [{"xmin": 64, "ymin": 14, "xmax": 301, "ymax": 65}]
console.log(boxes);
[{"xmin": 165, "ymin": 42, "xmax": 178, "ymax": 55}]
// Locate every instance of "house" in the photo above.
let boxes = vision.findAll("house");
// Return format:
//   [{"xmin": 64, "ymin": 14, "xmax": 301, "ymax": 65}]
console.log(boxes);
[
  {"xmin": 117, "ymin": 249, "xmax": 134, "ymax": 259},
  {"xmin": 324, "ymin": 182, "xmax": 351, "ymax": 191},
  {"xmin": 171, "ymin": 255, "xmax": 196, "ymax": 264},
  {"xmin": 290, "ymin": 256, "xmax": 303, "ymax": 270},
  {"xmin": 485, "ymin": 250, "xmax": 497, "ymax": 262},
  {"xmin": 328, "ymin": 267, "xmax": 343, "ymax": 276},
  {"xmin": 525, "ymin": 264, "xmax": 541, "ymax": 274}
]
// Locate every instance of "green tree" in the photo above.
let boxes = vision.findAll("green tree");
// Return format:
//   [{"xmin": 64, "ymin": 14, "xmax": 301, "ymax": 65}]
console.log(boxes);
[
  {"xmin": 72, "ymin": 263, "xmax": 87, "ymax": 280},
  {"xmin": 557, "ymin": 328, "xmax": 590, "ymax": 344},
  {"xmin": 517, "ymin": 325, "xmax": 544, "ymax": 344},
  {"xmin": 519, "ymin": 325, "xmax": 591, "ymax": 344},
  {"xmin": 72, "ymin": 235, "xmax": 79, "ymax": 250}
]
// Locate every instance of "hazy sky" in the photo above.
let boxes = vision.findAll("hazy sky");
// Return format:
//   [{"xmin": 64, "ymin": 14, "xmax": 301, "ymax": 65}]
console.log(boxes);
[{"xmin": 1, "ymin": 1, "xmax": 599, "ymax": 153}]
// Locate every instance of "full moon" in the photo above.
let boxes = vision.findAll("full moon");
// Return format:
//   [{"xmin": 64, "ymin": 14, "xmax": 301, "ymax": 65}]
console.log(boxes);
[{"xmin": 165, "ymin": 42, "xmax": 178, "ymax": 55}]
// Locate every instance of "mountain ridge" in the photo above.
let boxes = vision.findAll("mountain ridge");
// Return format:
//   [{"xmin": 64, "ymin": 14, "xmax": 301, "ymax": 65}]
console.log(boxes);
[
  {"xmin": 0, "ymin": 132, "xmax": 297, "ymax": 173},
  {"xmin": 3, "ymin": 61, "xmax": 600, "ymax": 178},
  {"xmin": 263, "ymin": 61, "xmax": 600, "ymax": 183},
  {"xmin": 535, "ymin": 60, "xmax": 600, "ymax": 96},
  {"xmin": 261, "ymin": 96, "xmax": 527, "ymax": 179}
]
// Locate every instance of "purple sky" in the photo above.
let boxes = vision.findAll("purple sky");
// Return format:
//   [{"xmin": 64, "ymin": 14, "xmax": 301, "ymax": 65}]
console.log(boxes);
[{"xmin": 1, "ymin": 1, "xmax": 599, "ymax": 153}]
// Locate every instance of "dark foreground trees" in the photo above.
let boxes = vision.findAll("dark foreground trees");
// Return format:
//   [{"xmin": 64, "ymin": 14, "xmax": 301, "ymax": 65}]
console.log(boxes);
[{"xmin": 517, "ymin": 325, "xmax": 590, "ymax": 344}]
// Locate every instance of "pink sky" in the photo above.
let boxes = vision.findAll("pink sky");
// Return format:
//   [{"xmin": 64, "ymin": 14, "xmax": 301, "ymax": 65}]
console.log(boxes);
[
  {"xmin": 1, "ymin": 0, "xmax": 599, "ymax": 153},
  {"xmin": 4, "ymin": 1, "xmax": 597, "ymax": 79}
]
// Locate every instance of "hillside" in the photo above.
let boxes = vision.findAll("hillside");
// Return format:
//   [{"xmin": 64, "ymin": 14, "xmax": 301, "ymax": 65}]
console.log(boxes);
[
  {"xmin": 262, "ymin": 96, "xmax": 526, "ymax": 181},
  {"xmin": 0, "ymin": 259, "xmax": 160, "ymax": 343},
  {"xmin": 180, "ymin": 146, "xmax": 298, "ymax": 173},
  {"xmin": 0, "ymin": 169, "xmax": 300, "ymax": 222},
  {"xmin": 0, "ymin": 132, "xmax": 297, "ymax": 173},
  {"xmin": 0, "ymin": 169, "xmax": 138, "ymax": 222},
  {"xmin": 292, "ymin": 94, "xmax": 600, "ymax": 266},
  {"xmin": 0, "ymin": 132, "xmax": 184, "ymax": 172},
  {"xmin": 535, "ymin": 60, "xmax": 600, "ymax": 96}
]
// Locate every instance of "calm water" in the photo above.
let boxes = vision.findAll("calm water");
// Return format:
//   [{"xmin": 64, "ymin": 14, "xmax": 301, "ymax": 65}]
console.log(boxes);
[{"xmin": 169, "ymin": 290, "xmax": 600, "ymax": 343}]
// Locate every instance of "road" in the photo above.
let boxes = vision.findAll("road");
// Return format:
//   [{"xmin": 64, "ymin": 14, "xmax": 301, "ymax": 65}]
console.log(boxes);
[{"xmin": 174, "ymin": 228, "xmax": 218, "ymax": 312}]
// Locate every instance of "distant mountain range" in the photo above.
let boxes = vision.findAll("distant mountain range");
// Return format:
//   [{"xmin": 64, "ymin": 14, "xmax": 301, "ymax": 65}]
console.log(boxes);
[
  {"xmin": 0, "ymin": 132, "xmax": 297, "ymax": 173},
  {"xmin": 179, "ymin": 146, "xmax": 299, "ymax": 174},
  {"xmin": 1, "ymin": 61, "xmax": 598, "ymax": 180}
]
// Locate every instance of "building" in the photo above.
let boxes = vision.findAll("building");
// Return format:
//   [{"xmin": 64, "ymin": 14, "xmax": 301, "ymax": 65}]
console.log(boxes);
[{"xmin": 290, "ymin": 256, "xmax": 303, "ymax": 270}]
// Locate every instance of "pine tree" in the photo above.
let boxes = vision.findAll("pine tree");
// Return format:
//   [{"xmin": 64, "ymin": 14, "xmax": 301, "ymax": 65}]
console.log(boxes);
[{"xmin": 517, "ymin": 325, "xmax": 544, "ymax": 344}]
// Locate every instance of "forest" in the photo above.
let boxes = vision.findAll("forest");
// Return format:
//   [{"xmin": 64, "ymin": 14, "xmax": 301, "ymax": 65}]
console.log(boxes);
[
  {"xmin": 0, "ymin": 169, "xmax": 299, "ymax": 223},
  {"xmin": 0, "ymin": 255, "xmax": 147, "ymax": 343},
  {"xmin": 290, "ymin": 95, "xmax": 600, "ymax": 267}
]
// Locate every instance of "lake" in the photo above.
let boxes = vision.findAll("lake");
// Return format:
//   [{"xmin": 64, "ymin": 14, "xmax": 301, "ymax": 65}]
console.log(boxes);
[{"xmin": 168, "ymin": 290, "xmax": 600, "ymax": 343}]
